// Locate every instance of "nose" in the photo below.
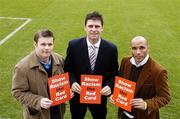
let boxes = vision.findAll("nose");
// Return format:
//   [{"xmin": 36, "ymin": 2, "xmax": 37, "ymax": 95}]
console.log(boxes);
[
  {"xmin": 136, "ymin": 49, "xmax": 141, "ymax": 54},
  {"xmin": 91, "ymin": 26, "xmax": 96, "ymax": 31},
  {"xmin": 45, "ymin": 45, "xmax": 50, "ymax": 49}
]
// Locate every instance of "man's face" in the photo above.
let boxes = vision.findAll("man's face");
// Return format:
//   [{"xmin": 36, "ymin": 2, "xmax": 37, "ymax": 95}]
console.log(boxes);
[
  {"xmin": 131, "ymin": 38, "xmax": 148, "ymax": 64},
  {"xmin": 85, "ymin": 19, "xmax": 103, "ymax": 43},
  {"xmin": 34, "ymin": 37, "xmax": 54, "ymax": 62}
]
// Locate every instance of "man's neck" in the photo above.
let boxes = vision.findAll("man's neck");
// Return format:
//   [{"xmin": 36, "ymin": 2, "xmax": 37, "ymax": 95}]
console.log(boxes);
[
  {"xmin": 35, "ymin": 51, "xmax": 51, "ymax": 64},
  {"xmin": 38, "ymin": 55, "xmax": 50, "ymax": 64},
  {"xmin": 88, "ymin": 38, "xmax": 99, "ymax": 45},
  {"xmin": 40, "ymin": 58, "xmax": 49, "ymax": 64},
  {"xmin": 130, "ymin": 54, "xmax": 149, "ymax": 67}
]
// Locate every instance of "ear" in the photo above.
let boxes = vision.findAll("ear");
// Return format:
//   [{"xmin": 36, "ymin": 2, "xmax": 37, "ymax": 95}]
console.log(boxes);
[
  {"xmin": 34, "ymin": 42, "xmax": 37, "ymax": 48},
  {"xmin": 101, "ymin": 27, "xmax": 104, "ymax": 32},
  {"xmin": 147, "ymin": 45, "xmax": 149, "ymax": 53},
  {"xmin": 84, "ymin": 25, "xmax": 87, "ymax": 32}
]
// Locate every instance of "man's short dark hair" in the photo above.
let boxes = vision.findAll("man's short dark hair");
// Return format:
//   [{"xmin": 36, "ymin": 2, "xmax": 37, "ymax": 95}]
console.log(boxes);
[
  {"xmin": 34, "ymin": 29, "xmax": 55, "ymax": 43},
  {"xmin": 85, "ymin": 11, "xmax": 103, "ymax": 26}
]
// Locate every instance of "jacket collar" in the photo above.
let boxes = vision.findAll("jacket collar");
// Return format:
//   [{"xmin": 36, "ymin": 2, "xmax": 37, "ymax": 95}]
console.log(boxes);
[
  {"xmin": 29, "ymin": 51, "xmax": 61, "ymax": 74},
  {"xmin": 124, "ymin": 57, "xmax": 151, "ymax": 96}
]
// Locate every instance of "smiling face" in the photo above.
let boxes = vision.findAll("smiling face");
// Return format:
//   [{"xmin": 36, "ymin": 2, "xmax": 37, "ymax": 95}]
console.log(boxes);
[
  {"xmin": 131, "ymin": 36, "xmax": 149, "ymax": 64},
  {"xmin": 34, "ymin": 37, "xmax": 54, "ymax": 63},
  {"xmin": 85, "ymin": 19, "xmax": 103, "ymax": 44}
]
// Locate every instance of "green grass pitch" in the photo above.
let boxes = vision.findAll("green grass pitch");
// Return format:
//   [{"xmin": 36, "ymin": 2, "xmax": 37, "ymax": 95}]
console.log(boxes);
[{"xmin": 0, "ymin": 0, "xmax": 179, "ymax": 118}]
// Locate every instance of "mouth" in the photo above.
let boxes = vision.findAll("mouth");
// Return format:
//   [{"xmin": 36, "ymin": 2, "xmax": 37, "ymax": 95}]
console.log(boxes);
[
  {"xmin": 43, "ymin": 51, "xmax": 51, "ymax": 54},
  {"xmin": 135, "ymin": 56, "xmax": 142, "ymax": 60},
  {"xmin": 90, "ymin": 33, "xmax": 97, "ymax": 36}
]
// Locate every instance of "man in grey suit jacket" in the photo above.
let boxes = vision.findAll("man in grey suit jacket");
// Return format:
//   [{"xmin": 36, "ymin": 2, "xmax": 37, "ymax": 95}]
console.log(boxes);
[{"xmin": 64, "ymin": 11, "xmax": 118, "ymax": 119}]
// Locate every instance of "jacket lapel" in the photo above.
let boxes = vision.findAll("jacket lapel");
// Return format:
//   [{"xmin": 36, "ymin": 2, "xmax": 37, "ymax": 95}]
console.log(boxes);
[
  {"xmin": 134, "ymin": 58, "xmax": 151, "ymax": 96},
  {"xmin": 124, "ymin": 60, "xmax": 132, "ymax": 79},
  {"xmin": 51, "ymin": 53, "xmax": 60, "ymax": 75},
  {"xmin": 93, "ymin": 39, "xmax": 105, "ymax": 72},
  {"xmin": 29, "ymin": 51, "xmax": 47, "ymax": 73},
  {"xmin": 80, "ymin": 38, "xmax": 92, "ymax": 71}
]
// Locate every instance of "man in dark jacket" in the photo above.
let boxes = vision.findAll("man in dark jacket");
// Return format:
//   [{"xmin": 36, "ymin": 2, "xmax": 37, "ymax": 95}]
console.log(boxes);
[{"xmin": 64, "ymin": 11, "xmax": 118, "ymax": 119}]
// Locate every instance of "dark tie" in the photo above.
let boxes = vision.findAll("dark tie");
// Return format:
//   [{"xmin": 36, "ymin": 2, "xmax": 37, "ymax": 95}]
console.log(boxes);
[{"xmin": 89, "ymin": 45, "xmax": 96, "ymax": 71}]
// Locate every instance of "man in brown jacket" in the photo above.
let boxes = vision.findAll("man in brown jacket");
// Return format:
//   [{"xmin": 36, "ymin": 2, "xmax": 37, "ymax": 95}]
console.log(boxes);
[
  {"xmin": 117, "ymin": 36, "xmax": 170, "ymax": 119},
  {"xmin": 12, "ymin": 29, "xmax": 65, "ymax": 119}
]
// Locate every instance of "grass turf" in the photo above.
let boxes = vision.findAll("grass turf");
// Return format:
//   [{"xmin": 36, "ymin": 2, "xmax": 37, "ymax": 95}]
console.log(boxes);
[{"xmin": 0, "ymin": 0, "xmax": 179, "ymax": 118}]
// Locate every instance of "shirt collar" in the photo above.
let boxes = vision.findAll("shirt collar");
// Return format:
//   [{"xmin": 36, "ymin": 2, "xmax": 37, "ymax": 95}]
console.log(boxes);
[
  {"xmin": 40, "ymin": 56, "xmax": 52, "ymax": 70},
  {"xmin": 86, "ymin": 37, "xmax": 101, "ymax": 48},
  {"xmin": 40, "ymin": 56, "xmax": 51, "ymax": 65},
  {"xmin": 130, "ymin": 54, "xmax": 149, "ymax": 67}
]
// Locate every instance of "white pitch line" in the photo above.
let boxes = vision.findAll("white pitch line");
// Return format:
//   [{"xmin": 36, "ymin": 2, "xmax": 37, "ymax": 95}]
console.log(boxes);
[
  {"xmin": 0, "ymin": 16, "xmax": 30, "ymax": 20},
  {"xmin": 0, "ymin": 17, "xmax": 32, "ymax": 46}
]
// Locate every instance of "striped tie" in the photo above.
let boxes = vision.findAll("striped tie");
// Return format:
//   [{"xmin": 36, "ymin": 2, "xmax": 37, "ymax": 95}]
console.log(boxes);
[{"xmin": 89, "ymin": 45, "xmax": 97, "ymax": 71}]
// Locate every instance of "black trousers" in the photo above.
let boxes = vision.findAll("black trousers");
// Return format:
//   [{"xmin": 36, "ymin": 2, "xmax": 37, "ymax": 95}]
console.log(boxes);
[
  {"xmin": 50, "ymin": 105, "xmax": 60, "ymax": 119},
  {"xmin": 70, "ymin": 95, "xmax": 107, "ymax": 119}
]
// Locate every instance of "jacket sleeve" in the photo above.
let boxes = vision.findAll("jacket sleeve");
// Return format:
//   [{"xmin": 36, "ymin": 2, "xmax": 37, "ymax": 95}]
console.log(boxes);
[
  {"xmin": 118, "ymin": 58, "xmax": 126, "ymax": 77},
  {"xmin": 12, "ymin": 67, "xmax": 43, "ymax": 112},
  {"xmin": 145, "ymin": 69, "xmax": 171, "ymax": 115},
  {"xmin": 64, "ymin": 42, "xmax": 77, "ymax": 86},
  {"xmin": 105, "ymin": 45, "xmax": 119, "ymax": 93},
  {"xmin": 117, "ymin": 58, "xmax": 126, "ymax": 118}
]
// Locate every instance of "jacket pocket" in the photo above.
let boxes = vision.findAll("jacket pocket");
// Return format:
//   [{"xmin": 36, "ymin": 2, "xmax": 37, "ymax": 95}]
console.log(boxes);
[{"xmin": 25, "ymin": 106, "xmax": 40, "ymax": 119}]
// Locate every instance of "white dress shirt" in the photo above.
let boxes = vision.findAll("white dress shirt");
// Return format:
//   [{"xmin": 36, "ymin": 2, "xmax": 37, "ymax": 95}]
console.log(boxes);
[
  {"xmin": 86, "ymin": 38, "xmax": 101, "ymax": 58},
  {"xmin": 130, "ymin": 54, "xmax": 149, "ymax": 67}
]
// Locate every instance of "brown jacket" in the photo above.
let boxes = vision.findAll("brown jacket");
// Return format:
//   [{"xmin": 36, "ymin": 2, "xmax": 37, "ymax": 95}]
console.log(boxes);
[
  {"xmin": 12, "ymin": 51, "xmax": 65, "ymax": 119},
  {"xmin": 118, "ymin": 57, "xmax": 170, "ymax": 119}
]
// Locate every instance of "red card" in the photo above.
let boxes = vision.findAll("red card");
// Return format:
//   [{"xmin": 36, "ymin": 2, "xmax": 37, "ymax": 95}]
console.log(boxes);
[
  {"xmin": 48, "ymin": 72, "xmax": 71, "ymax": 106},
  {"xmin": 112, "ymin": 76, "xmax": 136, "ymax": 112},
  {"xmin": 80, "ymin": 75, "xmax": 102, "ymax": 104}
]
